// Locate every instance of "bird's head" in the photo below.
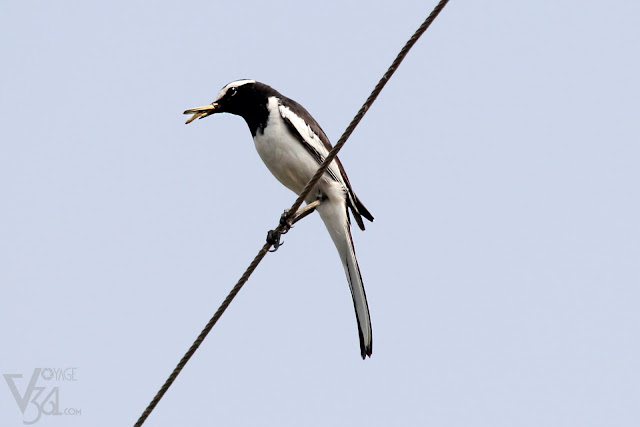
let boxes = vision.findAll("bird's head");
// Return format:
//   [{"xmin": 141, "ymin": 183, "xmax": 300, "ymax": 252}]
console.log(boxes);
[{"xmin": 184, "ymin": 79, "xmax": 260, "ymax": 124}]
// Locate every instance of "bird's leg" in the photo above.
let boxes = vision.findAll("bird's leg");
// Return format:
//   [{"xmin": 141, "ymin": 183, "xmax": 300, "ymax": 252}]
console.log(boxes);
[
  {"xmin": 267, "ymin": 197, "xmax": 325, "ymax": 252},
  {"xmin": 289, "ymin": 198, "xmax": 323, "ymax": 226},
  {"xmin": 280, "ymin": 197, "xmax": 325, "ymax": 230}
]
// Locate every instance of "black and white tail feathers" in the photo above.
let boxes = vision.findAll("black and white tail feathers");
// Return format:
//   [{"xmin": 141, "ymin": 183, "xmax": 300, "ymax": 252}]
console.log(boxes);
[{"xmin": 317, "ymin": 197, "xmax": 373, "ymax": 358}]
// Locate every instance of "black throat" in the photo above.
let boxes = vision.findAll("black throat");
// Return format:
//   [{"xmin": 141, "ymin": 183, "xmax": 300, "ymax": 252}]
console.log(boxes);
[{"xmin": 238, "ymin": 98, "xmax": 270, "ymax": 137}]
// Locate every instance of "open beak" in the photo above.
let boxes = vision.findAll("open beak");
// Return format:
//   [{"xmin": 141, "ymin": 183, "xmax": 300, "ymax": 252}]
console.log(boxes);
[{"xmin": 183, "ymin": 103, "xmax": 219, "ymax": 124}]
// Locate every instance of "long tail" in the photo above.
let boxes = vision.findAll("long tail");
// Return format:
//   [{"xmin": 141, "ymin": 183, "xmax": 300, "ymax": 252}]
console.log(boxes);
[{"xmin": 316, "ymin": 198, "xmax": 373, "ymax": 359}]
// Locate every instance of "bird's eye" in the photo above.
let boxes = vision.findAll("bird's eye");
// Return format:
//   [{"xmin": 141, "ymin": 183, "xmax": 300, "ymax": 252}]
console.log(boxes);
[{"xmin": 229, "ymin": 87, "xmax": 237, "ymax": 96}]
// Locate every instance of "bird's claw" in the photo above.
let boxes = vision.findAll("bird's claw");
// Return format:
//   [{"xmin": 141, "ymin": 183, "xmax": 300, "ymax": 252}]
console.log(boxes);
[
  {"xmin": 267, "ymin": 229, "xmax": 284, "ymax": 252},
  {"xmin": 279, "ymin": 210, "xmax": 294, "ymax": 231},
  {"xmin": 267, "ymin": 211, "xmax": 295, "ymax": 252}
]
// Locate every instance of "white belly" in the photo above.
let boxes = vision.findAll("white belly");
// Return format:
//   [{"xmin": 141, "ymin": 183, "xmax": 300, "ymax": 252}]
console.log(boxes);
[{"xmin": 254, "ymin": 123, "xmax": 318, "ymax": 196}]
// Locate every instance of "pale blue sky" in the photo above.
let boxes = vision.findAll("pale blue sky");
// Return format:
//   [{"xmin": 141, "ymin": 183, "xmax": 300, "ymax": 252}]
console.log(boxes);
[{"xmin": 1, "ymin": 1, "xmax": 639, "ymax": 426}]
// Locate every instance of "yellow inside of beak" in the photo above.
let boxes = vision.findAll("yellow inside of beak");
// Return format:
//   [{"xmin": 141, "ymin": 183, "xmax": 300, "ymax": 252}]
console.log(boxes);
[{"xmin": 183, "ymin": 103, "xmax": 218, "ymax": 124}]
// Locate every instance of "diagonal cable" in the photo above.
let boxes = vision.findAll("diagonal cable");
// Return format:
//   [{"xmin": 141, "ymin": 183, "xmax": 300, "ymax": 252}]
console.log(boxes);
[
  {"xmin": 287, "ymin": 0, "xmax": 450, "ymax": 218},
  {"xmin": 134, "ymin": 1, "xmax": 449, "ymax": 425}
]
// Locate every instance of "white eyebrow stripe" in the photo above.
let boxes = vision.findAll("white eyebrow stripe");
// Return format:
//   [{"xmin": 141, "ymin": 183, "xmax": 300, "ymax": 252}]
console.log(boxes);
[
  {"xmin": 227, "ymin": 79, "xmax": 255, "ymax": 88},
  {"xmin": 215, "ymin": 79, "xmax": 256, "ymax": 101}
]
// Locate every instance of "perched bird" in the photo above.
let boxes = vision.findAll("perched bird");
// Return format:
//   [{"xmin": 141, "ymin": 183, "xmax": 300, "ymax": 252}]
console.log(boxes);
[{"xmin": 184, "ymin": 80, "xmax": 374, "ymax": 358}]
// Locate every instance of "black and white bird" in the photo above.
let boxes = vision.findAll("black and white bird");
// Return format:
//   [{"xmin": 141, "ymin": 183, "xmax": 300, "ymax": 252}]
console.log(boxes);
[{"xmin": 184, "ymin": 80, "xmax": 374, "ymax": 358}]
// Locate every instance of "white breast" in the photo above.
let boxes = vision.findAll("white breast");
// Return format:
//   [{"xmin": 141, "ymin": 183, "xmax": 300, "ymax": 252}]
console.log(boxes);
[{"xmin": 254, "ymin": 97, "xmax": 341, "ymax": 199}]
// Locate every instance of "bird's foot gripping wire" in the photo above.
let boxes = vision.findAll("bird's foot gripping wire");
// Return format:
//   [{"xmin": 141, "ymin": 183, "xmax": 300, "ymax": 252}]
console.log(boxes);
[
  {"xmin": 266, "ymin": 199, "xmax": 323, "ymax": 252},
  {"xmin": 266, "ymin": 229, "xmax": 283, "ymax": 251},
  {"xmin": 267, "ymin": 210, "xmax": 294, "ymax": 252}
]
